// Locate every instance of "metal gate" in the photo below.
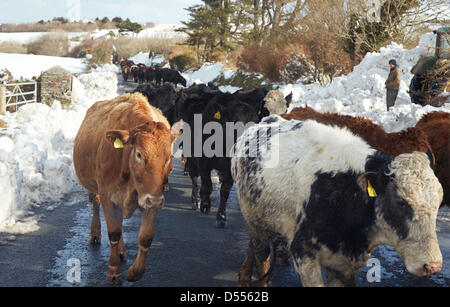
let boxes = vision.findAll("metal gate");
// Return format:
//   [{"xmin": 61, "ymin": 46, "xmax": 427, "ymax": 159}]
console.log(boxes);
[{"xmin": 4, "ymin": 81, "xmax": 37, "ymax": 108}]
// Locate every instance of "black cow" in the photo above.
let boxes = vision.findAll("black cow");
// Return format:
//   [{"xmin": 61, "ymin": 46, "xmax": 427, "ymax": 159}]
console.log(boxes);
[
  {"xmin": 178, "ymin": 91, "xmax": 260, "ymax": 227},
  {"xmin": 161, "ymin": 69, "xmax": 187, "ymax": 87},
  {"xmin": 134, "ymin": 83, "xmax": 182, "ymax": 126}
]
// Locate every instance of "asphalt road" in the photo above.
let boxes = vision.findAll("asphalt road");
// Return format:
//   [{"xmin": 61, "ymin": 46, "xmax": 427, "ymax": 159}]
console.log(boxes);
[{"xmin": 0, "ymin": 76, "xmax": 448, "ymax": 287}]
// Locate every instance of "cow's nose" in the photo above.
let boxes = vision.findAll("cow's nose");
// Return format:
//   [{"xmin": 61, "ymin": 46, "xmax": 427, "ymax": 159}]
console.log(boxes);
[
  {"xmin": 422, "ymin": 262, "xmax": 442, "ymax": 276},
  {"xmin": 145, "ymin": 195, "xmax": 164, "ymax": 209}
]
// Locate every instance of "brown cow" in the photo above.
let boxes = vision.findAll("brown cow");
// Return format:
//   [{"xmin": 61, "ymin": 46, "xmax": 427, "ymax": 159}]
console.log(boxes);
[
  {"xmin": 416, "ymin": 111, "xmax": 449, "ymax": 206},
  {"xmin": 73, "ymin": 93, "xmax": 182, "ymax": 284},
  {"xmin": 282, "ymin": 106, "xmax": 433, "ymax": 158},
  {"xmin": 119, "ymin": 59, "xmax": 135, "ymax": 82}
]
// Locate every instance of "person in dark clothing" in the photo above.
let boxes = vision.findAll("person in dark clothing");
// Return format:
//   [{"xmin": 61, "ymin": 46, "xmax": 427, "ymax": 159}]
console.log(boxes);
[{"xmin": 385, "ymin": 59, "xmax": 402, "ymax": 111}]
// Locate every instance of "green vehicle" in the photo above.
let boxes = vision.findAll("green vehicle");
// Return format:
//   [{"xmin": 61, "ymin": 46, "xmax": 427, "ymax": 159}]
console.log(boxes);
[{"xmin": 409, "ymin": 27, "xmax": 450, "ymax": 106}]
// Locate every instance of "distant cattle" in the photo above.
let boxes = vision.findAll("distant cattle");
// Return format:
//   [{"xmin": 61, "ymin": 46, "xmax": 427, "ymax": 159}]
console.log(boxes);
[
  {"xmin": 416, "ymin": 111, "xmax": 449, "ymax": 206},
  {"xmin": 73, "ymin": 93, "xmax": 182, "ymax": 285},
  {"xmin": 232, "ymin": 116, "xmax": 442, "ymax": 286},
  {"xmin": 119, "ymin": 59, "xmax": 135, "ymax": 82}
]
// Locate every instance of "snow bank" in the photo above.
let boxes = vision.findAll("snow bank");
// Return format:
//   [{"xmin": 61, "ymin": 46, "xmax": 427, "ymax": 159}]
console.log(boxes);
[
  {"xmin": 281, "ymin": 41, "xmax": 450, "ymax": 132},
  {"xmin": 0, "ymin": 53, "xmax": 88, "ymax": 80},
  {"xmin": 180, "ymin": 33, "xmax": 449, "ymax": 133},
  {"xmin": 0, "ymin": 66, "xmax": 118, "ymax": 234},
  {"xmin": 128, "ymin": 52, "xmax": 166, "ymax": 67},
  {"xmin": 184, "ymin": 63, "xmax": 226, "ymax": 86}
]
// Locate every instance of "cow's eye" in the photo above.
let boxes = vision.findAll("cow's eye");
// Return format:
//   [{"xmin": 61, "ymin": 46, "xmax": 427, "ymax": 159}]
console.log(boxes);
[{"xmin": 136, "ymin": 151, "xmax": 143, "ymax": 161}]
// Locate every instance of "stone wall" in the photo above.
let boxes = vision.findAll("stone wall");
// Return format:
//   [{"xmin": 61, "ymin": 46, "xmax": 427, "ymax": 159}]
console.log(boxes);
[{"xmin": 38, "ymin": 66, "xmax": 73, "ymax": 107}]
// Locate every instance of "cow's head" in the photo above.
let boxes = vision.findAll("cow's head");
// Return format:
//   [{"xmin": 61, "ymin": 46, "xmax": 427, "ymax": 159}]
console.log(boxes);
[
  {"xmin": 358, "ymin": 151, "xmax": 443, "ymax": 277},
  {"xmin": 106, "ymin": 120, "xmax": 183, "ymax": 209}
]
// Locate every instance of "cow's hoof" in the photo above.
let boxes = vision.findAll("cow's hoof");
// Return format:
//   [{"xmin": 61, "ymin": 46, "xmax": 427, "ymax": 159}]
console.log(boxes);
[
  {"xmin": 191, "ymin": 197, "xmax": 200, "ymax": 210},
  {"xmin": 126, "ymin": 266, "xmax": 144, "ymax": 282},
  {"xmin": 106, "ymin": 275, "xmax": 122, "ymax": 286},
  {"xmin": 216, "ymin": 212, "xmax": 227, "ymax": 228},
  {"xmin": 89, "ymin": 235, "xmax": 101, "ymax": 245},
  {"xmin": 200, "ymin": 204, "xmax": 210, "ymax": 214}
]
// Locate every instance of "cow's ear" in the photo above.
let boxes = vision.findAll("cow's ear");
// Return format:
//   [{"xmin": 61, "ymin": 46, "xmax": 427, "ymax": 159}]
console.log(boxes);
[
  {"xmin": 171, "ymin": 120, "xmax": 184, "ymax": 141},
  {"xmin": 357, "ymin": 171, "xmax": 379, "ymax": 198},
  {"xmin": 106, "ymin": 130, "xmax": 130, "ymax": 149}
]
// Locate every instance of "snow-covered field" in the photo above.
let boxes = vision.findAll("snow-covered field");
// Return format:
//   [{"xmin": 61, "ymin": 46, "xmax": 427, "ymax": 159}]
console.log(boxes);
[
  {"xmin": 0, "ymin": 32, "xmax": 448, "ymax": 234},
  {"xmin": 0, "ymin": 53, "xmax": 88, "ymax": 80},
  {"xmin": 0, "ymin": 24, "xmax": 185, "ymax": 46}
]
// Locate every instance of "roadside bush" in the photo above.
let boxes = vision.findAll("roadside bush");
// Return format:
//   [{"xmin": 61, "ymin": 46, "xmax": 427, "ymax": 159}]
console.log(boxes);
[
  {"xmin": 26, "ymin": 33, "xmax": 70, "ymax": 56},
  {"xmin": 238, "ymin": 44, "xmax": 287, "ymax": 82},
  {"xmin": 213, "ymin": 71, "xmax": 274, "ymax": 90},
  {"xmin": 169, "ymin": 52, "xmax": 197, "ymax": 72},
  {"xmin": 68, "ymin": 39, "xmax": 99, "ymax": 58},
  {"xmin": 89, "ymin": 39, "xmax": 114, "ymax": 66},
  {"xmin": 114, "ymin": 36, "xmax": 185, "ymax": 60},
  {"xmin": 0, "ymin": 42, "xmax": 27, "ymax": 54}
]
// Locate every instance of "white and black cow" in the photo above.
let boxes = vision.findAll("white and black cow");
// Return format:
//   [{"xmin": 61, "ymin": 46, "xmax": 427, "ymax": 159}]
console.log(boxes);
[{"xmin": 231, "ymin": 116, "xmax": 443, "ymax": 287}]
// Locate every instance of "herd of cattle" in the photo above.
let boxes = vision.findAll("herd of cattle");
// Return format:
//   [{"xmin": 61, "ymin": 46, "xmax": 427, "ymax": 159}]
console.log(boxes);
[
  {"xmin": 120, "ymin": 59, "xmax": 187, "ymax": 87},
  {"xmin": 72, "ymin": 62, "xmax": 449, "ymax": 286}
]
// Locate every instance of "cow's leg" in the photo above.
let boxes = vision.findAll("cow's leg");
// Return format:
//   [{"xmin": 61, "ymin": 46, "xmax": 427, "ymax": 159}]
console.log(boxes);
[
  {"xmin": 89, "ymin": 193, "xmax": 101, "ymax": 245},
  {"xmin": 163, "ymin": 178, "xmax": 170, "ymax": 192},
  {"xmin": 119, "ymin": 226, "xmax": 127, "ymax": 263},
  {"xmin": 238, "ymin": 240, "xmax": 255, "ymax": 287},
  {"xmin": 101, "ymin": 195, "xmax": 124, "ymax": 285},
  {"xmin": 273, "ymin": 238, "xmax": 290, "ymax": 266},
  {"xmin": 191, "ymin": 175, "xmax": 200, "ymax": 210},
  {"xmin": 216, "ymin": 169, "xmax": 233, "ymax": 228},
  {"xmin": 292, "ymin": 255, "xmax": 324, "ymax": 287},
  {"xmin": 200, "ymin": 168, "xmax": 213, "ymax": 214},
  {"xmin": 127, "ymin": 208, "xmax": 158, "ymax": 282},
  {"xmin": 253, "ymin": 238, "xmax": 272, "ymax": 287},
  {"xmin": 325, "ymin": 269, "xmax": 356, "ymax": 287}
]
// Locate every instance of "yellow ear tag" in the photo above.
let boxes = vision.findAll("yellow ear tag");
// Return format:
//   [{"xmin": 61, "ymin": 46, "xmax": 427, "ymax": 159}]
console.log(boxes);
[
  {"xmin": 258, "ymin": 111, "xmax": 261, "ymax": 115},
  {"xmin": 114, "ymin": 138, "xmax": 124, "ymax": 149},
  {"xmin": 214, "ymin": 111, "xmax": 221, "ymax": 120},
  {"xmin": 367, "ymin": 180, "xmax": 377, "ymax": 197}
]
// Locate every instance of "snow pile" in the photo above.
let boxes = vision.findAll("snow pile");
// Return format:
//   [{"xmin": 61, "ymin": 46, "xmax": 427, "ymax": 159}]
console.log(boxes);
[
  {"xmin": 128, "ymin": 52, "xmax": 166, "ymax": 67},
  {"xmin": 280, "ymin": 41, "xmax": 449, "ymax": 132},
  {"xmin": 184, "ymin": 63, "xmax": 227, "ymax": 86},
  {"xmin": 0, "ymin": 53, "xmax": 88, "ymax": 80},
  {"xmin": 0, "ymin": 66, "xmax": 118, "ymax": 234},
  {"xmin": 180, "ymin": 34, "xmax": 448, "ymax": 133},
  {"xmin": 77, "ymin": 65, "xmax": 119, "ymax": 103}
]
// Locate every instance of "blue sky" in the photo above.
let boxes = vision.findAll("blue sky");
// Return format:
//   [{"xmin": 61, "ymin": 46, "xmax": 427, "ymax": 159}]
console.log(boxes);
[{"xmin": 0, "ymin": 0, "xmax": 203, "ymax": 24}]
